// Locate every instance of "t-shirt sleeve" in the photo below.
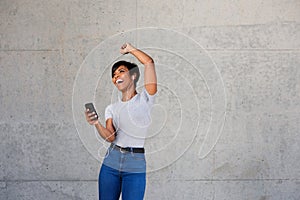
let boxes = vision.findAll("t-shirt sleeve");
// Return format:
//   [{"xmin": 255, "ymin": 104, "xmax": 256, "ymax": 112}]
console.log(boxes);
[
  {"xmin": 141, "ymin": 88, "xmax": 156, "ymax": 106},
  {"xmin": 105, "ymin": 104, "xmax": 113, "ymax": 121}
]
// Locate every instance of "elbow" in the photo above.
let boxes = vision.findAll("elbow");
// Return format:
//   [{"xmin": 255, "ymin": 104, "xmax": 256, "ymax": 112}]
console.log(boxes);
[
  {"xmin": 148, "ymin": 58, "xmax": 154, "ymax": 64},
  {"xmin": 144, "ymin": 58, "xmax": 154, "ymax": 65},
  {"xmin": 146, "ymin": 84, "xmax": 157, "ymax": 95}
]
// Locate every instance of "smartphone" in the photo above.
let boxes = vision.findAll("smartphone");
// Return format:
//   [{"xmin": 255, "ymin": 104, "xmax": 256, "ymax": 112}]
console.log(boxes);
[{"xmin": 85, "ymin": 103, "xmax": 98, "ymax": 120}]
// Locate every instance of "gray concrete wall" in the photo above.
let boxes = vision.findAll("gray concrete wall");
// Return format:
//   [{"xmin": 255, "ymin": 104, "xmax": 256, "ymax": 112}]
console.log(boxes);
[{"xmin": 1, "ymin": 0, "xmax": 300, "ymax": 199}]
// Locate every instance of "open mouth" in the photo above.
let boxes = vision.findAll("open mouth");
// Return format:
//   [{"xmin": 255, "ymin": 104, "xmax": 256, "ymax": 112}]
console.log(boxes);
[{"xmin": 116, "ymin": 79, "xmax": 124, "ymax": 84}]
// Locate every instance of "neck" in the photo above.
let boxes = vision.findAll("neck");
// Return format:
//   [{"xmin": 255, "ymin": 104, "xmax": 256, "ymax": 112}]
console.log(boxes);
[{"xmin": 121, "ymin": 86, "xmax": 137, "ymax": 101}]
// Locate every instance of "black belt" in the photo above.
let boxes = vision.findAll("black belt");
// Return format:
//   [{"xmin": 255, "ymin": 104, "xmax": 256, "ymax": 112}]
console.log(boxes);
[{"xmin": 110, "ymin": 143, "xmax": 145, "ymax": 154}]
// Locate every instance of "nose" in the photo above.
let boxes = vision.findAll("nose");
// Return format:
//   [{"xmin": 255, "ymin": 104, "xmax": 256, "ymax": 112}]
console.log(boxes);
[
  {"xmin": 113, "ymin": 73, "xmax": 119, "ymax": 83},
  {"xmin": 115, "ymin": 74, "xmax": 120, "ymax": 80}
]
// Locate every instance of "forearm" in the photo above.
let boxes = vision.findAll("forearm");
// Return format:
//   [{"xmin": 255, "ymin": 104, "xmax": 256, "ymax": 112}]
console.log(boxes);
[
  {"xmin": 128, "ymin": 47, "xmax": 154, "ymax": 65},
  {"xmin": 95, "ymin": 122, "xmax": 115, "ymax": 142}
]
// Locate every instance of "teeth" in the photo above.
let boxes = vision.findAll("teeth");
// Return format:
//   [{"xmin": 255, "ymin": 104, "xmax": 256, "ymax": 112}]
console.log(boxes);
[{"xmin": 116, "ymin": 79, "xmax": 123, "ymax": 84}]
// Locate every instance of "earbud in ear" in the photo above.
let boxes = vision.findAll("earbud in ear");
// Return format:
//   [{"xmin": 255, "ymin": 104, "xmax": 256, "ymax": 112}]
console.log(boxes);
[{"xmin": 132, "ymin": 76, "xmax": 135, "ymax": 80}]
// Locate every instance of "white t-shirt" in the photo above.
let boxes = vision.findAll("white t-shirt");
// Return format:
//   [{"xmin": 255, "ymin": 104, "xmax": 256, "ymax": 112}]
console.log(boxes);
[{"xmin": 105, "ymin": 89, "xmax": 156, "ymax": 147}]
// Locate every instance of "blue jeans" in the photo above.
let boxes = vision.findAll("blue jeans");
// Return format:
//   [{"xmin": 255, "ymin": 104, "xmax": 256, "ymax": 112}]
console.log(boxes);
[{"xmin": 98, "ymin": 146, "xmax": 146, "ymax": 200}]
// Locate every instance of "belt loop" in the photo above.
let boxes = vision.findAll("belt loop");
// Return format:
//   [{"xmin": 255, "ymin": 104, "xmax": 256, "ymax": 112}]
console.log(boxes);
[
  {"xmin": 119, "ymin": 146, "xmax": 125, "ymax": 154},
  {"xmin": 110, "ymin": 143, "xmax": 113, "ymax": 150},
  {"xmin": 130, "ymin": 148, "xmax": 134, "ymax": 156},
  {"xmin": 111, "ymin": 143, "xmax": 116, "ymax": 149}
]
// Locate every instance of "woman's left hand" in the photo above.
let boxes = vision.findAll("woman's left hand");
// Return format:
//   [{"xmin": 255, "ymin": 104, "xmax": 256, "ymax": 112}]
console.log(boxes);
[{"xmin": 120, "ymin": 43, "xmax": 134, "ymax": 54}]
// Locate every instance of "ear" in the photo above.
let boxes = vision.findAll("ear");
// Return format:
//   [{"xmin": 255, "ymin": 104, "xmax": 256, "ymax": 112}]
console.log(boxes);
[{"xmin": 131, "ymin": 74, "xmax": 136, "ymax": 80}]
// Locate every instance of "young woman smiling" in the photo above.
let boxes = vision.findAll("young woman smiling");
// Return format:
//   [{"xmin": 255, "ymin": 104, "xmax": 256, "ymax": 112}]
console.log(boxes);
[{"xmin": 85, "ymin": 43, "xmax": 157, "ymax": 200}]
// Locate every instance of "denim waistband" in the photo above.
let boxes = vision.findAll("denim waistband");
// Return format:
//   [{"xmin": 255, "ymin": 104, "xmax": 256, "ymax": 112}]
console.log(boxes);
[{"xmin": 110, "ymin": 143, "xmax": 145, "ymax": 153}]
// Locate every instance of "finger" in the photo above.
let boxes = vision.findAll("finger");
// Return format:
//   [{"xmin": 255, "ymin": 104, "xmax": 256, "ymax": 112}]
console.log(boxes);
[
  {"xmin": 88, "ymin": 113, "xmax": 98, "ymax": 120},
  {"xmin": 121, "ymin": 43, "xmax": 127, "ymax": 49},
  {"xmin": 85, "ymin": 109, "xmax": 91, "ymax": 115},
  {"xmin": 89, "ymin": 118, "xmax": 98, "ymax": 124},
  {"xmin": 85, "ymin": 111, "xmax": 90, "ymax": 120},
  {"xmin": 87, "ymin": 115, "xmax": 97, "ymax": 122},
  {"xmin": 87, "ymin": 112, "xmax": 95, "ymax": 117}
]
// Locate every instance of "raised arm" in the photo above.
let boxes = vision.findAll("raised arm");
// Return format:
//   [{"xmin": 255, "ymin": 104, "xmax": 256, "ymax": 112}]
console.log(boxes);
[{"xmin": 120, "ymin": 43, "xmax": 157, "ymax": 95}]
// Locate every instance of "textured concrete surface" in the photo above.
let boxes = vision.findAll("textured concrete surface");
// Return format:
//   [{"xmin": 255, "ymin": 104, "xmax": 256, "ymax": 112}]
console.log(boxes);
[{"xmin": 1, "ymin": 0, "xmax": 300, "ymax": 199}]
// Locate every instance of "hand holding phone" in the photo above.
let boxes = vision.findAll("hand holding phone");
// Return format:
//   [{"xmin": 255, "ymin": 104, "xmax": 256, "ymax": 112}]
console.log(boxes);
[{"xmin": 85, "ymin": 103, "xmax": 98, "ymax": 124}]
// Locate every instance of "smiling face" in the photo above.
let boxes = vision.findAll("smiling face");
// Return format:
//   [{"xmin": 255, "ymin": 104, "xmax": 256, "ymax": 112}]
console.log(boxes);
[
  {"xmin": 111, "ymin": 61, "xmax": 140, "ymax": 92},
  {"xmin": 112, "ymin": 65, "xmax": 135, "ymax": 91}
]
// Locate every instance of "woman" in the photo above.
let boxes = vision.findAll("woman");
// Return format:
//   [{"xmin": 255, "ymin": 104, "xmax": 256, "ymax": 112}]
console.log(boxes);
[{"xmin": 85, "ymin": 43, "xmax": 157, "ymax": 200}]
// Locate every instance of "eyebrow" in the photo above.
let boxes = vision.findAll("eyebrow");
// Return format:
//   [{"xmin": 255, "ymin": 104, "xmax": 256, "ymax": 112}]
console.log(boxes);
[{"xmin": 113, "ymin": 67, "xmax": 127, "ymax": 76}]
